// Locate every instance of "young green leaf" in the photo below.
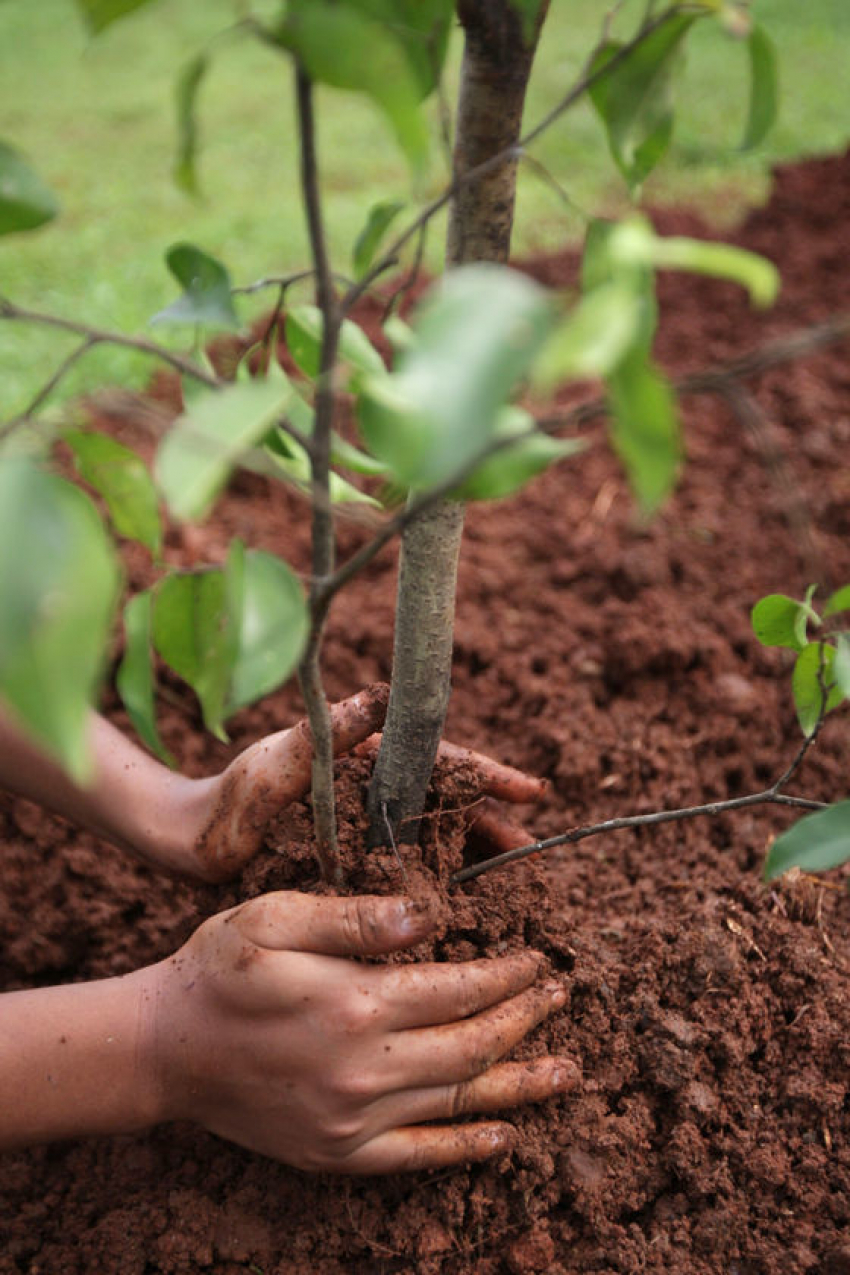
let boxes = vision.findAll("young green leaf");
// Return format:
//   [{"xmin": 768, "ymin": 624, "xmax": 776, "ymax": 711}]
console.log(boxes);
[
  {"xmin": 227, "ymin": 551, "xmax": 309, "ymax": 713},
  {"xmin": 609, "ymin": 215, "xmax": 780, "ymax": 308},
  {"xmin": 352, "ymin": 200, "xmax": 405, "ymax": 278},
  {"xmin": 588, "ymin": 13, "xmax": 696, "ymax": 192},
  {"xmin": 156, "ymin": 377, "xmax": 293, "ymax": 522},
  {"xmin": 265, "ymin": 436, "xmax": 381, "ymax": 507},
  {"xmin": 358, "ymin": 264, "xmax": 555, "ymax": 488},
  {"xmin": 74, "ymin": 0, "xmax": 158, "ymax": 34},
  {"xmin": 533, "ymin": 282, "xmax": 644, "ymax": 389},
  {"xmin": 824, "ymin": 584, "xmax": 850, "ymax": 617},
  {"xmin": 0, "ymin": 459, "xmax": 120, "ymax": 781},
  {"xmin": 274, "ymin": 3, "xmax": 430, "ymax": 170},
  {"xmin": 174, "ymin": 53, "xmax": 209, "ymax": 196},
  {"xmin": 792, "ymin": 642, "xmax": 843, "ymax": 737},
  {"xmin": 451, "ymin": 407, "xmax": 585, "ymax": 501},
  {"xmin": 65, "ymin": 429, "xmax": 162, "ymax": 555},
  {"xmin": 284, "ymin": 306, "xmax": 385, "ymax": 385},
  {"xmin": 741, "ymin": 24, "xmax": 778, "ymax": 151},
  {"xmin": 606, "ymin": 351, "xmax": 680, "ymax": 512},
  {"xmin": 152, "ymin": 243, "xmax": 240, "ymax": 330},
  {"xmin": 751, "ymin": 594, "xmax": 808, "ymax": 652},
  {"xmin": 764, "ymin": 800, "xmax": 850, "ymax": 881},
  {"xmin": 0, "ymin": 141, "xmax": 59, "ymax": 236},
  {"xmin": 834, "ymin": 634, "xmax": 850, "ymax": 700},
  {"xmin": 116, "ymin": 591, "xmax": 174, "ymax": 765},
  {"xmin": 152, "ymin": 565, "xmax": 237, "ymax": 741}
]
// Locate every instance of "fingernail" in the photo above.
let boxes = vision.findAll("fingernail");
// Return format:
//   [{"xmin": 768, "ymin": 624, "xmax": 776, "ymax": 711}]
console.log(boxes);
[
  {"xmin": 397, "ymin": 898, "xmax": 432, "ymax": 939},
  {"xmin": 552, "ymin": 1059, "xmax": 579, "ymax": 1091},
  {"xmin": 544, "ymin": 979, "xmax": 567, "ymax": 1008}
]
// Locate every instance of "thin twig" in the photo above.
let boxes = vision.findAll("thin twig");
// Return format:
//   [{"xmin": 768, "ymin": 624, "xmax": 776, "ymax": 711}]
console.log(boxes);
[
  {"xmin": 0, "ymin": 298, "xmax": 221, "ymax": 389},
  {"xmin": 452, "ymin": 704, "xmax": 832, "ymax": 885},
  {"xmin": 293, "ymin": 62, "xmax": 343, "ymax": 886}
]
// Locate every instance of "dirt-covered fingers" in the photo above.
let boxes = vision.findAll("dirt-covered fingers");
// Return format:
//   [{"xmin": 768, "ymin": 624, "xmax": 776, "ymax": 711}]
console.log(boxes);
[
  {"xmin": 435, "ymin": 742, "xmax": 548, "ymax": 803},
  {"xmin": 378, "ymin": 952, "xmax": 545, "ymax": 1029},
  {"xmin": 386, "ymin": 980, "xmax": 566, "ymax": 1090},
  {"xmin": 384, "ymin": 1056, "xmax": 580, "ymax": 1129},
  {"xmin": 468, "ymin": 797, "xmax": 534, "ymax": 857},
  {"xmin": 234, "ymin": 891, "xmax": 434, "ymax": 957},
  {"xmin": 333, "ymin": 1122, "xmax": 517, "ymax": 1175}
]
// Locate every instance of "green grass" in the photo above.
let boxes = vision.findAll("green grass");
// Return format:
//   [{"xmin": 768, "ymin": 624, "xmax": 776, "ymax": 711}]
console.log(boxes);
[{"xmin": 1, "ymin": 0, "xmax": 848, "ymax": 415}]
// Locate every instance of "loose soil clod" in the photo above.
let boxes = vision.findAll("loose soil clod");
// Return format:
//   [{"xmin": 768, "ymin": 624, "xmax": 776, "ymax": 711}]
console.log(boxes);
[{"xmin": 2, "ymin": 151, "xmax": 850, "ymax": 1274}]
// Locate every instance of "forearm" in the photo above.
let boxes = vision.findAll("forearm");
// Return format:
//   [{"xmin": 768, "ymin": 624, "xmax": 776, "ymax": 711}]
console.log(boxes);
[
  {"xmin": 0, "ymin": 971, "xmax": 164, "ymax": 1149},
  {"xmin": 0, "ymin": 708, "xmax": 214, "ymax": 876}
]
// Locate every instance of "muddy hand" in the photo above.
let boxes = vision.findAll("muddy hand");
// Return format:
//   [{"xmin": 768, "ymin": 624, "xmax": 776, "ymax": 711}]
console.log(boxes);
[
  {"xmin": 149, "ymin": 891, "xmax": 578, "ymax": 1174},
  {"xmin": 191, "ymin": 685, "xmax": 390, "ymax": 882},
  {"xmin": 355, "ymin": 734, "xmax": 546, "ymax": 858}
]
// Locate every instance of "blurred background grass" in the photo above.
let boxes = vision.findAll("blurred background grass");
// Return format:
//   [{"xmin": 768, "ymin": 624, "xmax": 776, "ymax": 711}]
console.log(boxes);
[{"xmin": 1, "ymin": 0, "xmax": 848, "ymax": 415}]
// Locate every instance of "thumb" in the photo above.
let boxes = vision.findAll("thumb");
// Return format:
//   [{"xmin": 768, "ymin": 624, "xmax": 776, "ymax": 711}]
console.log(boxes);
[{"xmin": 236, "ymin": 891, "xmax": 435, "ymax": 957}]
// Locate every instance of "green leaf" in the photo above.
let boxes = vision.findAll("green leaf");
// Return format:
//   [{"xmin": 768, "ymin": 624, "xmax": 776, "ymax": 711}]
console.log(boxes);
[
  {"xmin": 834, "ymin": 634, "xmax": 850, "ymax": 700},
  {"xmin": 152, "ymin": 243, "xmax": 240, "ymax": 330},
  {"xmin": 533, "ymin": 282, "xmax": 644, "ymax": 389},
  {"xmin": 336, "ymin": 0, "xmax": 453, "ymax": 98},
  {"xmin": 509, "ymin": 0, "xmax": 547, "ymax": 43},
  {"xmin": 265, "ymin": 436, "xmax": 381, "ymax": 507},
  {"xmin": 275, "ymin": 3, "xmax": 430, "ymax": 170},
  {"xmin": 352, "ymin": 199, "xmax": 406, "ymax": 278},
  {"xmin": 174, "ymin": 53, "xmax": 208, "ymax": 196},
  {"xmin": 358, "ymin": 264, "xmax": 555, "ymax": 488},
  {"xmin": 0, "ymin": 141, "xmax": 59, "ymax": 236},
  {"xmin": 74, "ymin": 0, "xmax": 158, "ymax": 33},
  {"xmin": 741, "ymin": 24, "xmax": 778, "ymax": 151},
  {"xmin": 606, "ymin": 351, "xmax": 679, "ymax": 512},
  {"xmin": 451, "ymin": 407, "xmax": 585, "ymax": 501},
  {"xmin": 156, "ymin": 377, "xmax": 293, "ymax": 522},
  {"xmin": 751, "ymin": 594, "xmax": 808, "ymax": 652},
  {"xmin": 116, "ymin": 591, "xmax": 174, "ymax": 765},
  {"xmin": 228, "ymin": 551, "xmax": 308, "ymax": 713},
  {"xmin": 65, "ymin": 429, "xmax": 162, "ymax": 555},
  {"xmin": 764, "ymin": 800, "xmax": 850, "ymax": 881},
  {"xmin": 152, "ymin": 563, "xmax": 238, "ymax": 740},
  {"xmin": 284, "ymin": 306, "xmax": 386, "ymax": 384},
  {"xmin": 824, "ymin": 584, "xmax": 850, "ymax": 617},
  {"xmin": 588, "ymin": 14, "xmax": 696, "ymax": 192},
  {"xmin": 792, "ymin": 642, "xmax": 844, "ymax": 737},
  {"xmin": 609, "ymin": 215, "xmax": 780, "ymax": 308},
  {"xmin": 0, "ymin": 459, "xmax": 120, "ymax": 781}
]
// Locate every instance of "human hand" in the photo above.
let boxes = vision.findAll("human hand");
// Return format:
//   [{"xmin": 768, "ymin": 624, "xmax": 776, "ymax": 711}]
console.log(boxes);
[
  {"xmin": 183, "ymin": 684, "xmax": 390, "ymax": 883},
  {"xmin": 146, "ymin": 891, "xmax": 577, "ymax": 1174}
]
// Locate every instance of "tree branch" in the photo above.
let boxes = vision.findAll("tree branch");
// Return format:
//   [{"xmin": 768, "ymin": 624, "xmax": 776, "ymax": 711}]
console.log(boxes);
[
  {"xmin": 452, "ymin": 683, "xmax": 832, "ymax": 885},
  {"xmin": 293, "ymin": 62, "xmax": 343, "ymax": 886}
]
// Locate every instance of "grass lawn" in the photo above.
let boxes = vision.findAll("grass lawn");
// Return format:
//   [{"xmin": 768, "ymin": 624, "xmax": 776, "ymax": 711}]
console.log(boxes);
[{"xmin": 1, "ymin": 0, "xmax": 848, "ymax": 415}]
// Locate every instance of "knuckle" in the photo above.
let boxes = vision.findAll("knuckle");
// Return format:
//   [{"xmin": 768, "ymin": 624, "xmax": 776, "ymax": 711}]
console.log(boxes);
[
  {"xmin": 328, "ymin": 1065, "xmax": 376, "ymax": 1103},
  {"xmin": 447, "ymin": 1080, "xmax": 474, "ymax": 1119}
]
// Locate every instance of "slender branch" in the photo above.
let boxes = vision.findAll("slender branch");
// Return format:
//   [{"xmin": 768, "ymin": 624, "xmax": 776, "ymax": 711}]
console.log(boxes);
[
  {"xmin": 294, "ymin": 62, "xmax": 343, "ymax": 886},
  {"xmin": 452, "ymin": 690, "xmax": 832, "ymax": 885},
  {"xmin": 0, "ymin": 299, "xmax": 221, "ymax": 389}
]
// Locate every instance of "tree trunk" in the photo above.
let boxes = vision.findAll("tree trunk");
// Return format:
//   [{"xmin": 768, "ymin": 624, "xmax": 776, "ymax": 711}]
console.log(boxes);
[{"xmin": 366, "ymin": 0, "xmax": 548, "ymax": 847}]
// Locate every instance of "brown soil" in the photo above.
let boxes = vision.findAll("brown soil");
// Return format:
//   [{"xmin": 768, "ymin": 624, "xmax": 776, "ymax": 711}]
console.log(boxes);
[{"xmin": 2, "ymin": 150, "xmax": 850, "ymax": 1274}]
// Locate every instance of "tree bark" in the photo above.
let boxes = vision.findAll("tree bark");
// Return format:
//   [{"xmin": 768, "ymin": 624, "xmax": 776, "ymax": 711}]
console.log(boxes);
[{"xmin": 367, "ymin": 0, "xmax": 548, "ymax": 846}]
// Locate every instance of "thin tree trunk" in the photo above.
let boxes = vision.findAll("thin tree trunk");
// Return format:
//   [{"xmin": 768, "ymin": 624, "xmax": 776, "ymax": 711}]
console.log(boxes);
[{"xmin": 367, "ymin": 1, "xmax": 548, "ymax": 846}]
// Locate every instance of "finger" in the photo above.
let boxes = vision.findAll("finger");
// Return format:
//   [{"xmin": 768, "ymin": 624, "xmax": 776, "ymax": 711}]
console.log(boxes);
[
  {"xmin": 340, "ymin": 1121, "xmax": 516, "ymax": 1175},
  {"xmin": 388, "ymin": 981, "xmax": 566, "ymax": 1090},
  {"xmin": 387, "ymin": 1056, "xmax": 579, "ymax": 1127},
  {"xmin": 254, "ymin": 684, "xmax": 391, "ymax": 804},
  {"xmin": 467, "ymin": 797, "xmax": 534, "ymax": 857},
  {"xmin": 378, "ymin": 952, "xmax": 544, "ymax": 1030},
  {"xmin": 434, "ymin": 742, "xmax": 547, "ymax": 803},
  {"xmin": 235, "ymin": 890, "xmax": 435, "ymax": 957}
]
